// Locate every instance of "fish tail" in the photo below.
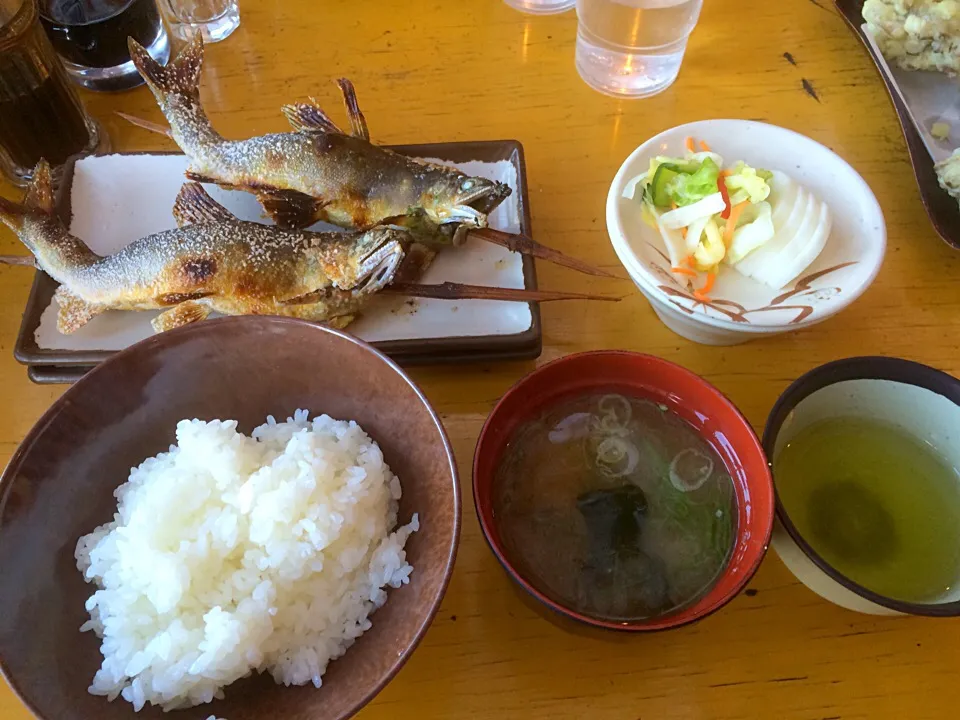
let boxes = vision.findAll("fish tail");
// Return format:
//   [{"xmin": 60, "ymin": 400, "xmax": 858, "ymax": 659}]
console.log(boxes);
[
  {"xmin": 0, "ymin": 159, "xmax": 55, "ymax": 232},
  {"xmin": 128, "ymin": 35, "xmax": 220, "ymax": 151},
  {"xmin": 1, "ymin": 161, "xmax": 99, "ymax": 281},
  {"xmin": 129, "ymin": 33, "xmax": 204, "ymax": 99}
]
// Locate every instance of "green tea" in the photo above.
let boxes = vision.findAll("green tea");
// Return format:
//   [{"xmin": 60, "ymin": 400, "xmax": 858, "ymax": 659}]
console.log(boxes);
[{"xmin": 775, "ymin": 417, "xmax": 960, "ymax": 603}]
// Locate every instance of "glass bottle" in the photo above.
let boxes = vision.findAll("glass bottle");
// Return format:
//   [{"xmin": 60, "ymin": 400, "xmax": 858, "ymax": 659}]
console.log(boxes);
[{"xmin": 38, "ymin": 0, "xmax": 170, "ymax": 92}]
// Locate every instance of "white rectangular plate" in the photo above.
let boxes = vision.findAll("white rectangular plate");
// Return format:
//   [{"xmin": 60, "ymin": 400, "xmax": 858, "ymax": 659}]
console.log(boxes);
[{"xmin": 32, "ymin": 153, "xmax": 532, "ymax": 352}]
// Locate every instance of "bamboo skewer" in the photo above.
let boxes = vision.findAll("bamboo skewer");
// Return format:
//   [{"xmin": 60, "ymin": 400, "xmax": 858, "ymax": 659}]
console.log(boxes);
[
  {"xmin": 386, "ymin": 282, "xmax": 621, "ymax": 303},
  {"xmin": 116, "ymin": 112, "xmax": 175, "ymax": 139},
  {"xmin": 0, "ymin": 255, "xmax": 37, "ymax": 267},
  {"xmin": 1, "ymin": 256, "xmax": 620, "ymax": 303},
  {"xmin": 468, "ymin": 227, "xmax": 619, "ymax": 279}
]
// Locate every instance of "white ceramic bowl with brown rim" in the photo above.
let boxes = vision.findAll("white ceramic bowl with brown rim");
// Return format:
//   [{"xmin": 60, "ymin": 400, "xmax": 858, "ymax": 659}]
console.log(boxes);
[
  {"xmin": 763, "ymin": 357, "xmax": 960, "ymax": 616},
  {"xmin": 606, "ymin": 120, "xmax": 886, "ymax": 345}
]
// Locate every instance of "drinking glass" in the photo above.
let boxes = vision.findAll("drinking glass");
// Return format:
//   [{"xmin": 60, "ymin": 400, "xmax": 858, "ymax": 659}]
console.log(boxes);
[
  {"xmin": 503, "ymin": 0, "xmax": 576, "ymax": 14},
  {"xmin": 158, "ymin": 0, "xmax": 239, "ymax": 43},
  {"xmin": 39, "ymin": 0, "xmax": 171, "ymax": 91},
  {"xmin": 575, "ymin": 0, "xmax": 703, "ymax": 98},
  {"xmin": 0, "ymin": 0, "xmax": 105, "ymax": 185}
]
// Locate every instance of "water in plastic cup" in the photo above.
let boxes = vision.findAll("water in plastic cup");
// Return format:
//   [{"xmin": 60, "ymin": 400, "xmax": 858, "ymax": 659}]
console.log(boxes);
[
  {"xmin": 158, "ymin": 0, "xmax": 239, "ymax": 43},
  {"xmin": 504, "ymin": 0, "xmax": 576, "ymax": 14},
  {"xmin": 575, "ymin": 0, "xmax": 703, "ymax": 98}
]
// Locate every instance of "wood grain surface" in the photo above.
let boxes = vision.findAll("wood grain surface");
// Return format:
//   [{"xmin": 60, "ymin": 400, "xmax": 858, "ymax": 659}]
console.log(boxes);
[{"xmin": 2, "ymin": 1, "xmax": 959, "ymax": 718}]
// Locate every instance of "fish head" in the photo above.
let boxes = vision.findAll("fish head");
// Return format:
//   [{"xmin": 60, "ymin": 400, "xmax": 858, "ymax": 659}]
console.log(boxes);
[
  {"xmin": 422, "ymin": 173, "xmax": 512, "ymax": 230},
  {"xmin": 351, "ymin": 227, "xmax": 408, "ymax": 294}
]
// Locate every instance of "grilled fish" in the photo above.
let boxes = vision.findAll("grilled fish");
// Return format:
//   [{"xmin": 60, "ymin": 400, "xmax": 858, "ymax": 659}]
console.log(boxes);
[
  {"xmin": 127, "ymin": 35, "xmax": 510, "ymax": 239},
  {"xmin": 0, "ymin": 162, "xmax": 405, "ymax": 334},
  {"xmin": 126, "ymin": 36, "xmax": 615, "ymax": 280}
]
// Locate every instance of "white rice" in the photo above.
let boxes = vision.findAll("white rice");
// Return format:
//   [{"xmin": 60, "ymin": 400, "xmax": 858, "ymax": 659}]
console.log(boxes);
[{"xmin": 75, "ymin": 409, "xmax": 418, "ymax": 712}]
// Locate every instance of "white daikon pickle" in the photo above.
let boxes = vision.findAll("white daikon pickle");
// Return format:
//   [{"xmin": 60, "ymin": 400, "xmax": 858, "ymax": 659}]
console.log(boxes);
[
  {"xmin": 731, "ymin": 171, "xmax": 831, "ymax": 289},
  {"xmin": 770, "ymin": 171, "xmax": 801, "ymax": 228},
  {"xmin": 733, "ymin": 190, "xmax": 815, "ymax": 283},
  {"xmin": 761, "ymin": 202, "xmax": 832, "ymax": 289}
]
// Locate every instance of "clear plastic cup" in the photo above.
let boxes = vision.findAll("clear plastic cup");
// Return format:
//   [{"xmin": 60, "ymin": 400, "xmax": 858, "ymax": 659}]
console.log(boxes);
[
  {"xmin": 575, "ymin": 0, "xmax": 703, "ymax": 98},
  {"xmin": 158, "ymin": 0, "xmax": 239, "ymax": 43},
  {"xmin": 504, "ymin": 0, "xmax": 576, "ymax": 14}
]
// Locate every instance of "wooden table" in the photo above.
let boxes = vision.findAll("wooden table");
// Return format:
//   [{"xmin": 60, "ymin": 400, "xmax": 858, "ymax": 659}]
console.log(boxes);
[{"xmin": 2, "ymin": 1, "xmax": 959, "ymax": 717}]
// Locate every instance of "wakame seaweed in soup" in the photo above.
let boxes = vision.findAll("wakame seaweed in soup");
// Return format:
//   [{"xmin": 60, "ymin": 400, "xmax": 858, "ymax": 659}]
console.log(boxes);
[{"xmin": 493, "ymin": 393, "xmax": 736, "ymax": 621}]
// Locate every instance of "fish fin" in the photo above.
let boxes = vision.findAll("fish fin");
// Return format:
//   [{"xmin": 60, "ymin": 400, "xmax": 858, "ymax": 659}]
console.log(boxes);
[
  {"xmin": 173, "ymin": 183, "xmax": 237, "ymax": 227},
  {"xmin": 325, "ymin": 314, "xmax": 355, "ymax": 329},
  {"xmin": 393, "ymin": 243, "xmax": 437, "ymax": 284},
  {"xmin": 129, "ymin": 34, "xmax": 204, "ymax": 98},
  {"xmin": 183, "ymin": 171, "xmax": 219, "ymax": 184},
  {"xmin": 256, "ymin": 189, "xmax": 327, "ymax": 229},
  {"xmin": 54, "ymin": 286, "xmax": 106, "ymax": 333},
  {"xmin": 24, "ymin": 160, "xmax": 55, "ymax": 215},
  {"xmin": 277, "ymin": 288, "xmax": 331, "ymax": 306},
  {"xmin": 151, "ymin": 300, "xmax": 210, "ymax": 332},
  {"xmin": 281, "ymin": 100, "xmax": 343, "ymax": 135},
  {"xmin": 156, "ymin": 291, "xmax": 214, "ymax": 305},
  {"xmin": 336, "ymin": 79, "xmax": 369, "ymax": 140}
]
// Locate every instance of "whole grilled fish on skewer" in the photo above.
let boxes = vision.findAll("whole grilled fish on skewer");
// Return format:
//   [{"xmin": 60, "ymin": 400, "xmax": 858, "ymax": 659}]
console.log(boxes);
[
  {"xmin": 171, "ymin": 184, "xmax": 620, "ymax": 307},
  {"xmin": 127, "ymin": 35, "xmax": 506, "ymax": 235},
  {"xmin": 0, "ymin": 165, "xmax": 619, "ymax": 336},
  {"xmin": 0, "ymin": 162, "xmax": 406, "ymax": 334},
  {"xmin": 126, "ymin": 35, "xmax": 615, "ymax": 279}
]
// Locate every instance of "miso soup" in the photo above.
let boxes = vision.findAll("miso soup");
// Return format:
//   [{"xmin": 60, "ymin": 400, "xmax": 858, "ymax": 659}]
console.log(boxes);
[{"xmin": 492, "ymin": 392, "xmax": 737, "ymax": 621}]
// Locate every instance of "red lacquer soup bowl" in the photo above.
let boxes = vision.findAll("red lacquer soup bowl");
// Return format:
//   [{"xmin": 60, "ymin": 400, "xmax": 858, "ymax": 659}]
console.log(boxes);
[{"xmin": 473, "ymin": 351, "xmax": 774, "ymax": 631}]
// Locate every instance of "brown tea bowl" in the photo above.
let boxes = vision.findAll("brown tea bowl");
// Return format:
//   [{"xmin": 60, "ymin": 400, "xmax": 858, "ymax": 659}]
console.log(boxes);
[{"xmin": 0, "ymin": 316, "xmax": 460, "ymax": 720}]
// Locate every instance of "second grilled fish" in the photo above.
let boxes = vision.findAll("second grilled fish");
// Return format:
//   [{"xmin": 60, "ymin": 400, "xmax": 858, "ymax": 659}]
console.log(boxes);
[{"xmin": 0, "ymin": 162, "xmax": 406, "ymax": 334}]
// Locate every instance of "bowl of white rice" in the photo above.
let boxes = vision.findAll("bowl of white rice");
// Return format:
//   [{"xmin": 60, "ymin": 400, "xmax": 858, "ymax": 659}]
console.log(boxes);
[{"xmin": 0, "ymin": 316, "xmax": 460, "ymax": 720}]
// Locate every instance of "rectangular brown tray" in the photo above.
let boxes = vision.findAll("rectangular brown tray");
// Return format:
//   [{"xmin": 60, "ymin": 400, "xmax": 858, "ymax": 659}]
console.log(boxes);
[
  {"xmin": 15, "ymin": 140, "xmax": 542, "ymax": 373},
  {"xmin": 26, "ymin": 365, "xmax": 91, "ymax": 385}
]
